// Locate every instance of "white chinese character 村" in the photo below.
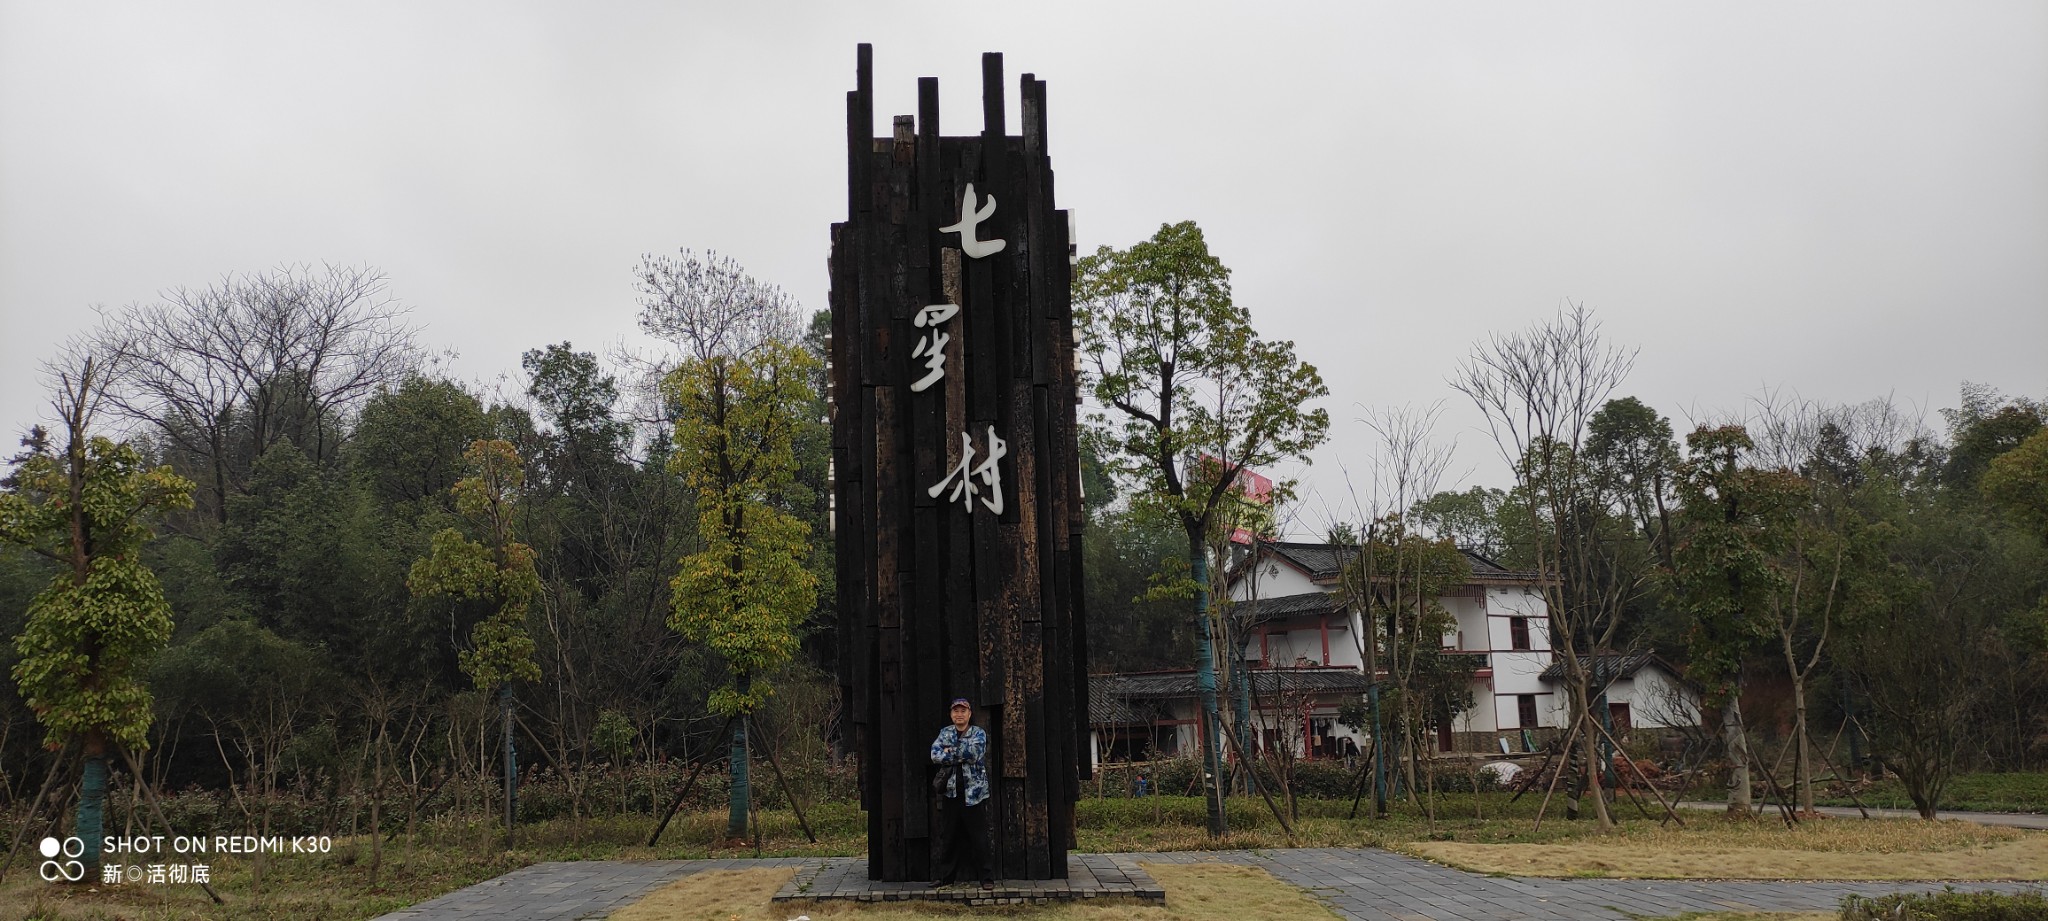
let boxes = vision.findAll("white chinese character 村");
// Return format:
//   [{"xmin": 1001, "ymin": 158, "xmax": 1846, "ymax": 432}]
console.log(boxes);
[
  {"xmin": 928, "ymin": 427, "xmax": 1007, "ymax": 515},
  {"xmin": 939, "ymin": 183, "xmax": 1006, "ymax": 259}
]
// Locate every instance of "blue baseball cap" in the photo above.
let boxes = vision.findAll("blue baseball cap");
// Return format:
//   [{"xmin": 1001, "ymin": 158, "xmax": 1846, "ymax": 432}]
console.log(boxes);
[{"xmin": 950, "ymin": 698, "xmax": 972, "ymax": 709}]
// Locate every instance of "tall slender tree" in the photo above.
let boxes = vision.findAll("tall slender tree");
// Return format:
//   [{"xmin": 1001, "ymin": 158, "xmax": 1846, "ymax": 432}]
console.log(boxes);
[
  {"xmin": 1074, "ymin": 221, "xmax": 1329, "ymax": 836},
  {"xmin": 1668, "ymin": 425, "xmax": 1799, "ymax": 815},
  {"xmin": 407, "ymin": 439, "xmax": 542, "ymax": 845},
  {"xmin": 2, "ymin": 355, "xmax": 193, "ymax": 873},
  {"xmin": 664, "ymin": 340, "xmax": 818, "ymax": 840},
  {"xmin": 639, "ymin": 249, "xmax": 818, "ymax": 841}
]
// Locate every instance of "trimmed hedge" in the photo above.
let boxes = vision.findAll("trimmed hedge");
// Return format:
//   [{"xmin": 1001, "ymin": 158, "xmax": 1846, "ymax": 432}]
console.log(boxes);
[
  {"xmin": 1840, "ymin": 889, "xmax": 2048, "ymax": 921},
  {"xmin": 1092, "ymin": 756, "xmax": 1501, "ymax": 800}
]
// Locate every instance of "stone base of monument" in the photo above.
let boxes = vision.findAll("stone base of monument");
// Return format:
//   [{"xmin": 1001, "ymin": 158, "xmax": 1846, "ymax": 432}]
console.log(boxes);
[{"xmin": 773, "ymin": 855, "xmax": 1165, "ymax": 907}]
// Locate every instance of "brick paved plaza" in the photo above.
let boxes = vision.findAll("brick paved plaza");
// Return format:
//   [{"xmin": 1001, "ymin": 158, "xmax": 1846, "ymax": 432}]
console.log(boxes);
[{"xmin": 370, "ymin": 847, "xmax": 2039, "ymax": 921}]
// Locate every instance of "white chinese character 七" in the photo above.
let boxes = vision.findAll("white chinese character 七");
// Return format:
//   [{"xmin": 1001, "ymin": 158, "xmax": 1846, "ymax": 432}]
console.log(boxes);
[
  {"xmin": 939, "ymin": 183, "xmax": 1006, "ymax": 259},
  {"xmin": 910, "ymin": 303, "xmax": 959, "ymax": 393},
  {"xmin": 929, "ymin": 427, "xmax": 1007, "ymax": 515}
]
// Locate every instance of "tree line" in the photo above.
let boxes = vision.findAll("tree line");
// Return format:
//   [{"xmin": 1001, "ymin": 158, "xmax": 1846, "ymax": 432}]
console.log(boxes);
[
  {"xmin": 0, "ymin": 256, "xmax": 833, "ymax": 872},
  {"xmin": 2, "ymin": 230, "xmax": 2043, "ymax": 876},
  {"xmin": 1070, "ymin": 226, "xmax": 2045, "ymax": 832}
]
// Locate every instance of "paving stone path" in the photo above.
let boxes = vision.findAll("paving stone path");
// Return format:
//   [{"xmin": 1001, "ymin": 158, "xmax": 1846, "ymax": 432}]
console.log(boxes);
[
  {"xmin": 370, "ymin": 848, "xmax": 2039, "ymax": 921},
  {"xmin": 370, "ymin": 857, "xmax": 812, "ymax": 921}
]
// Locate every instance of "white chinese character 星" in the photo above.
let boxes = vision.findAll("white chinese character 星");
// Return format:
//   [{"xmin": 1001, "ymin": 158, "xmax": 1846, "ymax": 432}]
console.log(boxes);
[
  {"xmin": 939, "ymin": 183, "xmax": 1006, "ymax": 259},
  {"xmin": 929, "ymin": 427, "xmax": 1007, "ymax": 515},
  {"xmin": 910, "ymin": 303, "xmax": 960, "ymax": 393}
]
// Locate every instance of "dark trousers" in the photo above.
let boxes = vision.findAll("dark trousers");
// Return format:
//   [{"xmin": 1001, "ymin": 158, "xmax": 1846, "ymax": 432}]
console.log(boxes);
[{"xmin": 931, "ymin": 793, "xmax": 992, "ymax": 882}]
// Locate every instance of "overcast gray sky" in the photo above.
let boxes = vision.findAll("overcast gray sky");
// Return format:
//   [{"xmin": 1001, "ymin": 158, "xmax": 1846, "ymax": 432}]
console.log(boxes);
[{"xmin": 3, "ymin": 2, "xmax": 2043, "ymax": 537}]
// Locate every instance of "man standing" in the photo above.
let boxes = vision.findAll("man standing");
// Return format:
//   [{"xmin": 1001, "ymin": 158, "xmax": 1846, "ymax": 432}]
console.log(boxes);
[{"xmin": 929, "ymin": 697, "xmax": 994, "ymax": 889}]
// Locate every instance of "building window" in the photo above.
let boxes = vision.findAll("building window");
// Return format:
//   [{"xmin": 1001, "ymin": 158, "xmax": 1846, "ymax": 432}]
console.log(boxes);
[
  {"xmin": 1509, "ymin": 616, "xmax": 1531, "ymax": 651},
  {"xmin": 1517, "ymin": 694, "xmax": 1539, "ymax": 728}
]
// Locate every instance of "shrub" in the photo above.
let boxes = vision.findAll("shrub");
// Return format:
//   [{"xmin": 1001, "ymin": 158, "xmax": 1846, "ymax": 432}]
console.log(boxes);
[{"xmin": 1840, "ymin": 888, "xmax": 2048, "ymax": 921}]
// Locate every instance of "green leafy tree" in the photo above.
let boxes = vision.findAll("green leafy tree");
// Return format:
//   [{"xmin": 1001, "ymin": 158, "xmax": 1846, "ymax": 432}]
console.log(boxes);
[
  {"xmin": 148, "ymin": 617, "xmax": 328, "ymax": 877},
  {"xmin": 1084, "ymin": 505, "xmax": 1194, "ymax": 672},
  {"xmin": 1074, "ymin": 220, "xmax": 1330, "ymax": 836},
  {"xmin": 407, "ymin": 438, "xmax": 541, "ymax": 845},
  {"xmin": 351, "ymin": 375, "xmax": 494, "ymax": 511},
  {"xmin": 1939, "ymin": 384, "xmax": 2043, "ymax": 491},
  {"xmin": 1834, "ymin": 485, "xmax": 2019, "ymax": 817},
  {"xmin": 1668, "ymin": 425, "xmax": 1799, "ymax": 814},
  {"xmin": 1, "ymin": 357, "xmax": 193, "ymax": 873},
  {"xmin": 665, "ymin": 338, "xmax": 819, "ymax": 840},
  {"xmin": 1768, "ymin": 421, "xmax": 1898, "ymax": 813},
  {"xmin": 593, "ymin": 708, "xmax": 637, "ymax": 815},
  {"xmin": 1587, "ymin": 396, "xmax": 1679, "ymax": 566},
  {"xmin": 1409, "ymin": 486, "xmax": 1508, "ymax": 562},
  {"xmin": 1982, "ymin": 428, "xmax": 2048, "ymax": 542},
  {"xmin": 636, "ymin": 249, "xmax": 820, "ymax": 839}
]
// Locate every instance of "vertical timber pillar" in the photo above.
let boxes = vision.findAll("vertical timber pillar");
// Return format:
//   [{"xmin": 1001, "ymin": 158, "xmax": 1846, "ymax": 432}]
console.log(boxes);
[{"xmin": 830, "ymin": 44, "xmax": 1086, "ymax": 881}]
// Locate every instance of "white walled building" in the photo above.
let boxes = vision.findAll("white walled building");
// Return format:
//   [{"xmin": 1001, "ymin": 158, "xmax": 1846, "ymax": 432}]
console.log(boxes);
[
  {"xmin": 1225, "ymin": 541, "xmax": 1699, "ymax": 752},
  {"xmin": 1084, "ymin": 540, "xmax": 1703, "ymax": 766}
]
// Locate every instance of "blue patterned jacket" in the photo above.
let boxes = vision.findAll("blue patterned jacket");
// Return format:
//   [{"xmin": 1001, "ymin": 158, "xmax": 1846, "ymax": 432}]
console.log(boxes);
[{"xmin": 929, "ymin": 724, "xmax": 989, "ymax": 806}]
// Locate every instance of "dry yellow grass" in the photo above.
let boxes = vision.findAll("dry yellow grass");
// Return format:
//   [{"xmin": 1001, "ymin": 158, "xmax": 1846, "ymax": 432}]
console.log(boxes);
[
  {"xmin": 611, "ymin": 863, "xmax": 1341, "ymax": 921},
  {"xmin": 1401, "ymin": 818, "xmax": 2048, "ymax": 880}
]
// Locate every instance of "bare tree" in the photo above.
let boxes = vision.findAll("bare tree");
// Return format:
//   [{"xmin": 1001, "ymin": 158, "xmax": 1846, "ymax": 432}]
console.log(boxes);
[
  {"xmin": 95, "ymin": 264, "xmax": 419, "ymax": 523},
  {"xmin": 1325, "ymin": 404, "xmax": 1459, "ymax": 819},
  {"xmin": 633, "ymin": 250, "xmax": 804, "ymax": 360},
  {"xmin": 1451, "ymin": 302, "xmax": 1638, "ymax": 829}
]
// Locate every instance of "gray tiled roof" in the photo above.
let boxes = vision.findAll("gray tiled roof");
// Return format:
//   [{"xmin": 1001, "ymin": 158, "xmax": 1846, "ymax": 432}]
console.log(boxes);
[
  {"xmin": 1088, "ymin": 693, "xmax": 1167, "ymax": 725},
  {"xmin": 1227, "ymin": 591, "xmax": 1345, "ymax": 623},
  {"xmin": 1264, "ymin": 542, "xmax": 1356, "ymax": 579},
  {"xmin": 1537, "ymin": 650, "xmax": 1687, "ymax": 686},
  {"xmin": 1257, "ymin": 541, "xmax": 1544, "ymax": 583},
  {"xmin": 1088, "ymin": 668, "xmax": 1372, "ymax": 715},
  {"xmin": 1238, "ymin": 668, "xmax": 1374, "ymax": 695}
]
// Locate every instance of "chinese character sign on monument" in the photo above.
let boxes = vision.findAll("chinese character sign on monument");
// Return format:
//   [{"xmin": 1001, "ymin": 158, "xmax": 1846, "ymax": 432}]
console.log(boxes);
[{"xmin": 828, "ymin": 45, "xmax": 1087, "ymax": 882}]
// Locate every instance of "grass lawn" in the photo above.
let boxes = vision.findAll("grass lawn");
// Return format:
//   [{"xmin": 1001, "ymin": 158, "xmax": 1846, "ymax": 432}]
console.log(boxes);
[
  {"xmin": 1688, "ymin": 771, "xmax": 2048, "ymax": 814},
  {"xmin": 0, "ymin": 806, "xmax": 865, "ymax": 921},
  {"xmin": 1402, "ymin": 812, "xmax": 2047, "ymax": 880},
  {"xmin": 612, "ymin": 863, "xmax": 1341, "ymax": 921},
  {"xmin": 3, "ymin": 793, "xmax": 2036, "ymax": 919},
  {"xmin": 1815, "ymin": 773, "xmax": 2048, "ymax": 814},
  {"xmin": 1079, "ymin": 795, "xmax": 2046, "ymax": 881},
  {"xmin": 610, "ymin": 867, "xmax": 1839, "ymax": 921}
]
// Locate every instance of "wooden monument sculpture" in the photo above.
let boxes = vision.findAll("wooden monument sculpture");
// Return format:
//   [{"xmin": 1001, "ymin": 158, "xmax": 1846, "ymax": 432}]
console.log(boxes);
[{"xmin": 829, "ymin": 44, "xmax": 1088, "ymax": 881}]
